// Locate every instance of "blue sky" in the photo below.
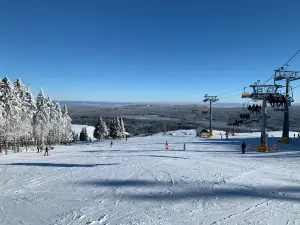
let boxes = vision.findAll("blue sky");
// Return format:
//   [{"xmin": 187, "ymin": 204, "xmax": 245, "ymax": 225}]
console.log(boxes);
[{"xmin": 1, "ymin": 0, "xmax": 300, "ymax": 103}]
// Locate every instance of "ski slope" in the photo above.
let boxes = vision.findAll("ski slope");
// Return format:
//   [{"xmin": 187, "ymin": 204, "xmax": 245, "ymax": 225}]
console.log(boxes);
[{"xmin": 1, "ymin": 129, "xmax": 300, "ymax": 225}]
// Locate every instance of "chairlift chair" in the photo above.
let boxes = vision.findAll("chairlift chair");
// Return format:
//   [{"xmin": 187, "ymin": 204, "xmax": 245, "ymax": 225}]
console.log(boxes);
[
  {"xmin": 201, "ymin": 109, "xmax": 209, "ymax": 114},
  {"xmin": 242, "ymin": 93, "xmax": 252, "ymax": 98}
]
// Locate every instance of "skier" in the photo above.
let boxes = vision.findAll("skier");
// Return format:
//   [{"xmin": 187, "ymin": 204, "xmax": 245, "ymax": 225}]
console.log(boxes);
[
  {"xmin": 126, "ymin": 135, "xmax": 128, "ymax": 141},
  {"xmin": 241, "ymin": 142, "xmax": 246, "ymax": 154},
  {"xmin": 294, "ymin": 133, "xmax": 296, "ymax": 139},
  {"xmin": 165, "ymin": 141, "xmax": 169, "ymax": 150},
  {"xmin": 183, "ymin": 143, "xmax": 186, "ymax": 150},
  {"xmin": 225, "ymin": 131, "xmax": 229, "ymax": 140},
  {"xmin": 110, "ymin": 141, "xmax": 113, "ymax": 147},
  {"xmin": 220, "ymin": 132, "xmax": 223, "ymax": 139},
  {"xmin": 44, "ymin": 146, "xmax": 49, "ymax": 156}
]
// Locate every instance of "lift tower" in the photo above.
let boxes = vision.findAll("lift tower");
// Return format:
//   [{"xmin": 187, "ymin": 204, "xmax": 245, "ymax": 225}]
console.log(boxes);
[
  {"xmin": 244, "ymin": 81, "xmax": 282, "ymax": 145},
  {"xmin": 203, "ymin": 94, "xmax": 219, "ymax": 137},
  {"xmin": 274, "ymin": 69, "xmax": 300, "ymax": 144}
]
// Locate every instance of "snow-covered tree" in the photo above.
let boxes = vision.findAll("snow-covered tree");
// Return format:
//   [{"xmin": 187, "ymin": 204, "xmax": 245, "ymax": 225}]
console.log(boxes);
[
  {"xmin": 0, "ymin": 79, "xmax": 4, "ymax": 153},
  {"xmin": 109, "ymin": 119, "xmax": 117, "ymax": 139},
  {"xmin": 0, "ymin": 77, "xmax": 22, "ymax": 154},
  {"xmin": 61, "ymin": 104, "xmax": 72, "ymax": 144},
  {"xmin": 94, "ymin": 119, "xmax": 101, "ymax": 141},
  {"xmin": 13, "ymin": 79, "xmax": 36, "ymax": 151},
  {"xmin": 115, "ymin": 116, "xmax": 122, "ymax": 138},
  {"xmin": 94, "ymin": 116, "xmax": 108, "ymax": 141},
  {"xmin": 0, "ymin": 76, "xmax": 72, "ymax": 154},
  {"xmin": 34, "ymin": 88, "xmax": 50, "ymax": 152},
  {"xmin": 109, "ymin": 117, "xmax": 123, "ymax": 139},
  {"xmin": 71, "ymin": 131, "xmax": 79, "ymax": 142},
  {"xmin": 79, "ymin": 127, "xmax": 88, "ymax": 141},
  {"xmin": 119, "ymin": 117, "xmax": 126, "ymax": 137},
  {"xmin": 54, "ymin": 102, "xmax": 63, "ymax": 145}
]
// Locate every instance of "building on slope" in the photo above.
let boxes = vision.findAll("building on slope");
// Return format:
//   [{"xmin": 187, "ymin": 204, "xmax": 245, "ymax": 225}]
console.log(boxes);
[{"xmin": 196, "ymin": 127, "xmax": 210, "ymax": 137}]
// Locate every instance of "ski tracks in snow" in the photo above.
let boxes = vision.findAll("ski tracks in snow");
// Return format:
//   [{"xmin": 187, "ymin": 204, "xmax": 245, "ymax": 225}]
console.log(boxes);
[{"xmin": 211, "ymin": 200, "xmax": 271, "ymax": 225}]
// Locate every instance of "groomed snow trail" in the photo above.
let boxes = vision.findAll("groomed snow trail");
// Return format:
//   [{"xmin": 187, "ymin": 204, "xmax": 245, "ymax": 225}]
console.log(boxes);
[{"xmin": 1, "ymin": 130, "xmax": 300, "ymax": 225}]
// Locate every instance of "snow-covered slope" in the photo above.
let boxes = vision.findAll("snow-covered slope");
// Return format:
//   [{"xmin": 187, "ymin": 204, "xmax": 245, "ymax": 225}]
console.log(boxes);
[{"xmin": 1, "ymin": 130, "xmax": 300, "ymax": 225}]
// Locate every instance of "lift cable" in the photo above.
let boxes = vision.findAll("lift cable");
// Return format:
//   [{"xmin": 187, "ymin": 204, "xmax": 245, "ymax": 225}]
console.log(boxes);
[{"xmin": 263, "ymin": 50, "xmax": 300, "ymax": 85}]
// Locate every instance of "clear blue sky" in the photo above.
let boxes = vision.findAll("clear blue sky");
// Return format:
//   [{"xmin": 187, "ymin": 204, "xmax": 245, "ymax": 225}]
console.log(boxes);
[{"xmin": 1, "ymin": 0, "xmax": 300, "ymax": 103}]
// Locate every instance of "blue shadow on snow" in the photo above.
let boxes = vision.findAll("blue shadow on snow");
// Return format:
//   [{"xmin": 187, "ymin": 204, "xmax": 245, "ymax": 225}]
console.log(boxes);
[{"xmin": 1, "ymin": 163, "xmax": 119, "ymax": 168}]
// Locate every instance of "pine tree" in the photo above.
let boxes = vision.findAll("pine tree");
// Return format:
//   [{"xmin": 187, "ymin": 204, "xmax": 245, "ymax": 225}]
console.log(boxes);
[
  {"xmin": 119, "ymin": 117, "xmax": 126, "ymax": 137},
  {"xmin": 61, "ymin": 104, "xmax": 72, "ymax": 144},
  {"xmin": 93, "ymin": 119, "xmax": 102, "ymax": 141},
  {"xmin": 54, "ymin": 103, "xmax": 63, "ymax": 145},
  {"xmin": 101, "ymin": 117, "xmax": 109, "ymax": 139},
  {"xmin": 13, "ymin": 78, "xmax": 36, "ymax": 152},
  {"xmin": 0, "ymin": 77, "xmax": 22, "ymax": 154},
  {"xmin": 80, "ymin": 127, "xmax": 89, "ymax": 141},
  {"xmin": 71, "ymin": 131, "xmax": 79, "ymax": 142},
  {"xmin": 84, "ymin": 127, "xmax": 89, "ymax": 141},
  {"xmin": 94, "ymin": 116, "xmax": 108, "ymax": 141},
  {"xmin": 115, "ymin": 116, "xmax": 122, "ymax": 138},
  {"xmin": 79, "ymin": 128, "xmax": 85, "ymax": 141},
  {"xmin": 21, "ymin": 85, "xmax": 36, "ymax": 149},
  {"xmin": 109, "ymin": 119, "xmax": 117, "ymax": 139},
  {"xmin": 46, "ymin": 95, "xmax": 55, "ymax": 146},
  {"xmin": 34, "ymin": 88, "xmax": 50, "ymax": 151}
]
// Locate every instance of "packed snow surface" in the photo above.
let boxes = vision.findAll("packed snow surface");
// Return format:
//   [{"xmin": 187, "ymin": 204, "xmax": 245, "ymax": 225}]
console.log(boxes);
[{"xmin": 1, "ymin": 129, "xmax": 300, "ymax": 225}]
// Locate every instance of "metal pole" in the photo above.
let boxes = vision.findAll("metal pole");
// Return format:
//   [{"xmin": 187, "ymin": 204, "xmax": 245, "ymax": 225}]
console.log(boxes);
[
  {"xmin": 209, "ymin": 100, "xmax": 213, "ymax": 137},
  {"xmin": 261, "ymin": 95, "xmax": 267, "ymax": 145},
  {"xmin": 282, "ymin": 79, "xmax": 290, "ymax": 143}
]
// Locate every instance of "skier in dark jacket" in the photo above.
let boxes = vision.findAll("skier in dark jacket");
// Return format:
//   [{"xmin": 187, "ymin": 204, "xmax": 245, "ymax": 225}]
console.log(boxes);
[
  {"xmin": 44, "ymin": 146, "xmax": 49, "ymax": 156},
  {"xmin": 241, "ymin": 142, "xmax": 246, "ymax": 154}
]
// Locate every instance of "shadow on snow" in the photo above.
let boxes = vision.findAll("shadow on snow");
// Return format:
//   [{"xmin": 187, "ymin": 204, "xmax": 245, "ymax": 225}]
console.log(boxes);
[
  {"xmin": 1, "ymin": 162, "xmax": 119, "ymax": 168},
  {"xmin": 83, "ymin": 149, "xmax": 240, "ymax": 154},
  {"xmin": 77, "ymin": 178, "xmax": 300, "ymax": 202},
  {"xmin": 78, "ymin": 179, "xmax": 170, "ymax": 187}
]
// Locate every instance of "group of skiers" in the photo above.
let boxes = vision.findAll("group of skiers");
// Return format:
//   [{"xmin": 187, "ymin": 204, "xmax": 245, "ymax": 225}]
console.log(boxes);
[
  {"xmin": 267, "ymin": 94, "xmax": 286, "ymax": 107},
  {"xmin": 239, "ymin": 113, "xmax": 251, "ymax": 120},
  {"xmin": 40, "ymin": 132, "xmax": 247, "ymax": 156},
  {"xmin": 233, "ymin": 119, "xmax": 245, "ymax": 125},
  {"xmin": 247, "ymin": 104, "xmax": 262, "ymax": 113},
  {"xmin": 219, "ymin": 132, "xmax": 229, "ymax": 140},
  {"xmin": 293, "ymin": 133, "xmax": 300, "ymax": 138}
]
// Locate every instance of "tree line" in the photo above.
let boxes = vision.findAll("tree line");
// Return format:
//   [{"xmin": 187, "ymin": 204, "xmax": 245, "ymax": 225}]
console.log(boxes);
[
  {"xmin": 0, "ymin": 76, "xmax": 72, "ymax": 154},
  {"xmin": 78, "ymin": 116, "xmax": 127, "ymax": 141}
]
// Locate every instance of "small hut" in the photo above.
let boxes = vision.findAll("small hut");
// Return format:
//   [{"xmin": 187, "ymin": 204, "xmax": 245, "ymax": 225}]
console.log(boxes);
[{"xmin": 196, "ymin": 127, "xmax": 210, "ymax": 137}]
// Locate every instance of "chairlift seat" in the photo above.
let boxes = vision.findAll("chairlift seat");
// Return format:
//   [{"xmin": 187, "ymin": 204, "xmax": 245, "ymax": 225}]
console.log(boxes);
[{"xmin": 242, "ymin": 93, "xmax": 251, "ymax": 98}]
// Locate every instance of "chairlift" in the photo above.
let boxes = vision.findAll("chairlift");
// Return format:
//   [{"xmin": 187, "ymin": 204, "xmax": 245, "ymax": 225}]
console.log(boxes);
[
  {"xmin": 242, "ymin": 93, "xmax": 252, "ymax": 98},
  {"xmin": 201, "ymin": 109, "xmax": 209, "ymax": 114},
  {"xmin": 178, "ymin": 116, "xmax": 184, "ymax": 127}
]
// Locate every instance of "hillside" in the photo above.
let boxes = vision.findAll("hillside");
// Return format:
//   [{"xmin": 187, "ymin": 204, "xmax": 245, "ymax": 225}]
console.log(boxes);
[{"xmin": 67, "ymin": 103, "xmax": 300, "ymax": 136}]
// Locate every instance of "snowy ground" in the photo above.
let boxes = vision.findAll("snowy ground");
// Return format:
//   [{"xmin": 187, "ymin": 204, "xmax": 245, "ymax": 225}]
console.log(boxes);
[{"xmin": 1, "ymin": 130, "xmax": 300, "ymax": 225}]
